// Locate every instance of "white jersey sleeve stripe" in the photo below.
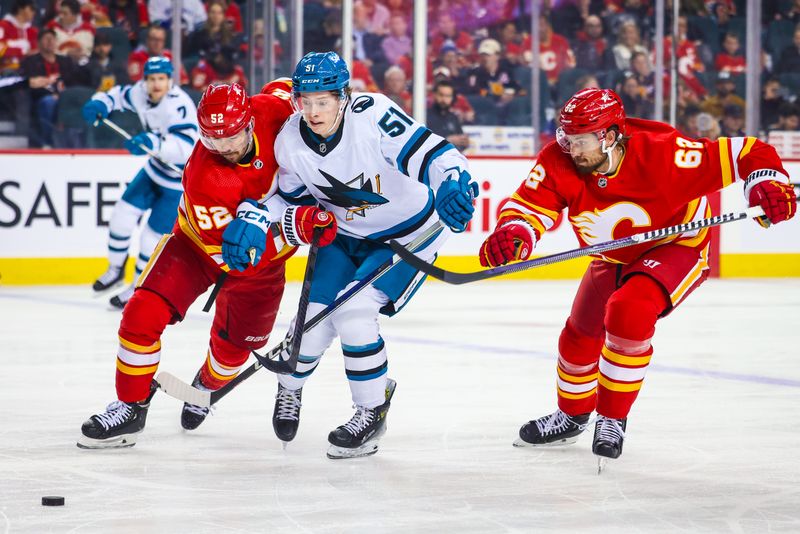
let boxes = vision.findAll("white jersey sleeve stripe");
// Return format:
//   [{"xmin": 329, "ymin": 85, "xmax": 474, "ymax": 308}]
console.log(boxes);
[
  {"xmin": 418, "ymin": 141, "xmax": 456, "ymax": 185},
  {"xmin": 397, "ymin": 127, "xmax": 432, "ymax": 176}
]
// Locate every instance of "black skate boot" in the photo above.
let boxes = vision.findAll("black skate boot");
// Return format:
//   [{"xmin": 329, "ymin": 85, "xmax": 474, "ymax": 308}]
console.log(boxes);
[
  {"xmin": 181, "ymin": 372, "xmax": 214, "ymax": 430},
  {"xmin": 272, "ymin": 384, "xmax": 302, "ymax": 445},
  {"xmin": 327, "ymin": 379, "xmax": 397, "ymax": 459},
  {"xmin": 92, "ymin": 259, "xmax": 126, "ymax": 294},
  {"xmin": 514, "ymin": 409, "xmax": 591, "ymax": 447},
  {"xmin": 78, "ymin": 384, "xmax": 156, "ymax": 449},
  {"xmin": 592, "ymin": 415, "xmax": 626, "ymax": 459},
  {"xmin": 109, "ymin": 285, "xmax": 135, "ymax": 310}
]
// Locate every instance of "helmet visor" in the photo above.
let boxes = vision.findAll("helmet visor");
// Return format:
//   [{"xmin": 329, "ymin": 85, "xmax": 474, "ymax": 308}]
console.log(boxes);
[
  {"xmin": 200, "ymin": 121, "xmax": 252, "ymax": 155},
  {"xmin": 293, "ymin": 91, "xmax": 345, "ymax": 116},
  {"xmin": 556, "ymin": 128, "xmax": 604, "ymax": 154}
]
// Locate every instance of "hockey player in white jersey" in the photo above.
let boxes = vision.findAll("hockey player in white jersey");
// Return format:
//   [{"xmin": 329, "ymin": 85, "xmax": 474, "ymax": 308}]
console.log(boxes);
[
  {"xmin": 82, "ymin": 56, "xmax": 198, "ymax": 309},
  {"xmin": 264, "ymin": 51, "xmax": 478, "ymax": 458}
]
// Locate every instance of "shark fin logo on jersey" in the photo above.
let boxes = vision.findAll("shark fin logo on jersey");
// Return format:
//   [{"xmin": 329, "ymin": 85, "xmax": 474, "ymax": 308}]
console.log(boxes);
[
  {"xmin": 317, "ymin": 168, "xmax": 388, "ymax": 220},
  {"xmin": 351, "ymin": 95, "xmax": 375, "ymax": 113}
]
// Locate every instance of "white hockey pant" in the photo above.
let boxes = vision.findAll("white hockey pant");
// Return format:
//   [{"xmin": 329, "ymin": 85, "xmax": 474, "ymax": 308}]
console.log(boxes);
[{"xmin": 278, "ymin": 283, "xmax": 390, "ymax": 408}]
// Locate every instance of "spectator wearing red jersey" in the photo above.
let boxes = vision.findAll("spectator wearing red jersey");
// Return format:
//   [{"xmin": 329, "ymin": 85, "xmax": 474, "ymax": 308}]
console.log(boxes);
[
  {"xmin": 499, "ymin": 21, "xmax": 526, "ymax": 65},
  {"xmin": 0, "ymin": 0, "xmax": 39, "ymax": 142},
  {"xmin": 715, "ymin": 32, "xmax": 745, "ymax": 74},
  {"xmin": 529, "ymin": 15, "xmax": 575, "ymax": 86},
  {"xmin": 348, "ymin": 58, "xmax": 380, "ymax": 92},
  {"xmin": 46, "ymin": 0, "xmax": 95, "ymax": 64},
  {"xmin": 574, "ymin": 15, "xmax": 607, "ymax": 73},
  {"xmin": 662, "ymin": 16, "xmax": 706, "ymax": 97},
  {"xmin": 215, "ymin": 0, "xmax": 243, "ymax": 33},
  {"xmin": 430, "ymin": 12, "xmax": 474, "ymax": 61},
  {"xmin": 128, "ymin": 25, "xmax": 187, "ymax": 84},
  {"xmin": 107, "ymin": 0, "xmax": 149, "ymax": 45},
  {"xmin": 0, "ymin": 0, "xmax": 38, "ymax": 73},
  {"xmin": 190, "ymin": 53, "xmax": 247, "ymax": 90}
]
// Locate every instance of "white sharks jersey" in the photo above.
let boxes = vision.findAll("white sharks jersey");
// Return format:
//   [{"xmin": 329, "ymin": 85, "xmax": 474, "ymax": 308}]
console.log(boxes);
[
  {"xmin": 272, "ymin": 92, "xmax": 469, "ymax": 245},
  {"xmin": 93, "ymin": 82, "xmax": 199, "ymax": 190}
]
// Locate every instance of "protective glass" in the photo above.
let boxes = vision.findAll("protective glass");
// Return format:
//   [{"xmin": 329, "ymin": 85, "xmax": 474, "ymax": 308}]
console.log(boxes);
[
  {"xmin": 200, "ymin": 121, "xmax": 253, "ymax": 155},
  {"xmin": 556, "ymin": 128, "xmax": 604, "ymax": 154}
]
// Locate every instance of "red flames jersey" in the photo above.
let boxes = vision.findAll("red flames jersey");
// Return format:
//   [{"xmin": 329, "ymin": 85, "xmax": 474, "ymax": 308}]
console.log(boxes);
[
  {"xmin": 176, "ymin": 78, "xmax": 296, "ymax": 276},
  {"xmin": 497, "ymin": 118, "xmax": 787, "ymax": 264}
]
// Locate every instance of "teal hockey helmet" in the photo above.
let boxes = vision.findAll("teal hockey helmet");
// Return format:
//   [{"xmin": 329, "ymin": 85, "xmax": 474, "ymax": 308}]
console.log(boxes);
[{"xmin": 291, "ymin": 52, "xmax": 350, "ymax": 98}]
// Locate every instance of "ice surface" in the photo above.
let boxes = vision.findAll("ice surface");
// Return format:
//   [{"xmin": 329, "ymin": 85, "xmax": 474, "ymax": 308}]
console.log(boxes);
[{"xmin": 1, "ymin": 279, "xmax": 799, "ymax": 533}]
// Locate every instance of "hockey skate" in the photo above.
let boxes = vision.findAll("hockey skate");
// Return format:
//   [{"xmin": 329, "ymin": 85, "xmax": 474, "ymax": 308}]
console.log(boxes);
[
  {"xmin": 78, "ymin": 384, "xmax": 157, "ymax": 449},
  {"xmin": 109, "ymin": 285, "xmax": 135, "ymax": 310},
  {"xmin": 513, "ymin": 409, "xmax": 591, "ymax": 447},
  {"xmin": 181, "ymin": 372, "xmax": 214, "ymax": 430},
  {"xmin": 593, "ymin": 415, "xmax": 626, "ymax": 473},
  {"xmin": 92, "ymin": 259, "xmax": 126, "ymax": 295},
  {"xmin": 272, "ymin": 384, "xmax": 302, "ymax": 447},
  {"xmin": 327, "ymin": 379, "xmax": 396, "ymax": 459}
]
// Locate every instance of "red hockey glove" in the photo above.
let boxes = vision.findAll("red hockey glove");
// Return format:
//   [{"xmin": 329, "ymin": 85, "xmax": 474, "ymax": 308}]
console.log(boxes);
[
  {"xmin": 745, "ymin": 169, "xmax": 796, "ymax": 228},
  {"xmin": 281, "ymin": 206, "xmax": 337, "ymax": 247},
  {"xmin": 479, "ymin": 222, "xmax": 537, "ymax": 267}
]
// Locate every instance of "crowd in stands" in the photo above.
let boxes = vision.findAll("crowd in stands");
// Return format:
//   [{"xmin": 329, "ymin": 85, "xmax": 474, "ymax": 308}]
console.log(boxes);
[{"xmin": 1, "ymin": 0, "xmax": 799, "ymax": 149}]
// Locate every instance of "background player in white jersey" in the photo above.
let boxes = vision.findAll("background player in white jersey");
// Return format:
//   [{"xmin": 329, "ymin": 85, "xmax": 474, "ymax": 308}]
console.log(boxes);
[
  {"xmin": 262, "ymin": 51, "xmax": 477, "ymax": 458},
  {"xmin": 82, "ymin": 56, "xmax": 199, "ymax": 309}
]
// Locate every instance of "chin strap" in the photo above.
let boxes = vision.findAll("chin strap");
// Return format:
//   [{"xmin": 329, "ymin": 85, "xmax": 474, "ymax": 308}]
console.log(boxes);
[
  {"xmin": 321, "ymin": 96, "xmax": 350, "ymax": 137},
  {"xmin": 599, "ymin": 132, "xmax": 620, "ymax": 175}
]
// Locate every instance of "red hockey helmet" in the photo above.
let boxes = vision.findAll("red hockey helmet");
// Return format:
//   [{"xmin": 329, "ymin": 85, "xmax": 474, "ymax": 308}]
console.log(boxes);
[
  {"xmin": 557, "ymin": 88, "xmax": 626, "ymax": 152},
  {"xmin": 197, "ymin": 83, "xmax": 253, "ymax": 154}
]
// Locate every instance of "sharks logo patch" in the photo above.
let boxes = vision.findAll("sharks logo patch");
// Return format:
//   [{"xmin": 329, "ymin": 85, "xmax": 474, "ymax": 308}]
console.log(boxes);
[
  {"xmin": 351, "ymin": 95, "xmax": 375, "ymax": 113},
  {"xmin": 317, "ymin": 168, "xmax": 388, "ymax": 220}
]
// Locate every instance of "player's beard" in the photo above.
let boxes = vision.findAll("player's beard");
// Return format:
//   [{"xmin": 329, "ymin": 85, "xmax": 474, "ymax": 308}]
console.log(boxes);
[{"xmin": 572, "ymin": 153, "xmax": 609, "ymax": 175}]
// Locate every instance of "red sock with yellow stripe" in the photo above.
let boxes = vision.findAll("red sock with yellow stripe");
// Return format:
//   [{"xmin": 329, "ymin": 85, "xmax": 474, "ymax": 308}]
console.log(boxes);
[
  {"xmin": 596, "ymin": 274, "xmax": 667, "ymax": 419},
  {"xmin": 116, "ymin": 288, "xmax": 174, "ymax": 403},
  {"xmin": 556, "ymin": 319, "xmax": 604, "ymax": 415},
  {"xmin": 198, "ymin": 334, "xmax": 250, "ymax": 390}
]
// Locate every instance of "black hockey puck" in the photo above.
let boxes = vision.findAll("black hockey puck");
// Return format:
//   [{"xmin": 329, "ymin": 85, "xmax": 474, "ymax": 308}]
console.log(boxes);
[{"xmin": 42, "ymin": 496, "xmax": 65, "ymax": 506}]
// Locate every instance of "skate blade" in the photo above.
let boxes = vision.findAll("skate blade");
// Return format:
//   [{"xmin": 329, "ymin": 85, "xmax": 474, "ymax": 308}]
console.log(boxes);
[
  {"xmin": 326, "ymin": 441, "xmax": 380, "ymax": 459},
  {"xmin": 597, "ymin": 456, "xmax": 607, "ymax": 474},
  {"xmin": 76, "ymin": 433, "xmax": 138, "ymax": 449},
  {"xmin": 91, "ymin": 280, "xmax": 124, "ymax": 298},
  {"xmin": 513, "ymin": 435, "xmax": 582, "ymax": 448},
  {"xmin": 281, "ymin": 441, "xmax": 288, "ymax": 451}
]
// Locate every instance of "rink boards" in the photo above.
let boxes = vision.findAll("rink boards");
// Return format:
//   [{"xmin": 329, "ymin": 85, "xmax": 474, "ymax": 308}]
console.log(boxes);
[{"xmin": 1, "ymin": 152, "xmax": 799, "ymax": 284}]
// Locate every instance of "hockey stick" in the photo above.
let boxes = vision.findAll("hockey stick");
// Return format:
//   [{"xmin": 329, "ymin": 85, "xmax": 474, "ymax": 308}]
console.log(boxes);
[
  {"xmin": 156, "ymin": 221, "xmax": 445, "ymax": 406},
  {"xmin": 201, "ymin": 248, "xmax": 258, "ymax": 312},
  {"xmin": 96, "ymin": 116, "xmax": 183, "ymax": 175},
  {"xmin": 388, "ymin": 206, "xmax": 766, "ymax": 285},
  {"xmin": 270, "ymin": 228, "xmax": 323, "ymax": 374}
]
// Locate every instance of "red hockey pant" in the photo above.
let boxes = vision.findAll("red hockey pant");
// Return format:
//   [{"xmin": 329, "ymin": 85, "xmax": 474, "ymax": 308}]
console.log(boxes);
[
  {"xmin": 115, "ymin": 233, "xmax": 285, "ymax": 402},
  {"xmin": 556, "ymin": 244, "xmax": 709, "ymax": 419}
]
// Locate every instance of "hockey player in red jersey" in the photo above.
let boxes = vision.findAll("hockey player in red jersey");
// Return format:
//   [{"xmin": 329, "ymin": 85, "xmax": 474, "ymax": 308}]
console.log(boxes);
[
  {"xmin": 78, "ymin": 80, "xmax": 338, "ymax": 449},
  {"xmin": 480, "ymin": 88, "xmax": 796, "ymax": 463}
]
